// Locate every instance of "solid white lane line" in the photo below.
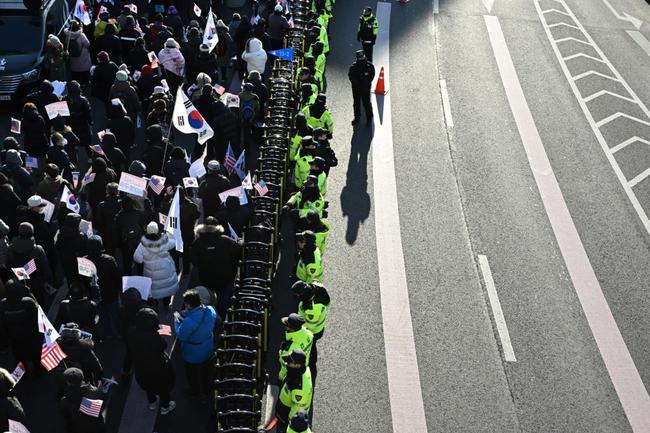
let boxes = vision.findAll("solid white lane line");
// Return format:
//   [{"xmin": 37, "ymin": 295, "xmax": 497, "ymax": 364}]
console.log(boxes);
[
  {"xmin": 372, "ymin": 3, "xmax": 428, "ymax": 432},
  {"xmin": 439, "ymin": 79, "xmax": 454, "ymax": 129},
  {"xmin": 477, "ymin": 255, "xmax": 516, "ymax": 362},
  {"xmin": 484, "ymin": 14, "xmax": 650, "ymax": 432},
  {"xmin": 482, "ymin": 0, "xmax": 494, "ymax": 13},
  {"xmin": 627, "ymin": 30, "xmax": 650, "ymax": 56}
]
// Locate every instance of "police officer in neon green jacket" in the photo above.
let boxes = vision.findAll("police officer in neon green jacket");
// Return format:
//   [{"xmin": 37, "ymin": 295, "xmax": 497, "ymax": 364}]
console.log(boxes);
[
  {"xmin": 287, "ymin": 410, "xmax": 313, "ymax": 433},
  {"xmin": 293, "ymin": 137, "xmax": 317, "ymax": 188},
  {"xmin": 292, "ymin": 281, "xmax": 330, "ymax": 381},
  {"xmin": 285, "ymin": 179, "xmax": 327, "ymax": 220},
  {"xmin": 278, "ymin": 313, "xmax": 314, "ymax": 381},
  {"xmin": 299, "ymin": 210, "xmax": 330, "ymax": 254},
  {"xmin": 290, "ymin": 114, "xmax": 313, "ymax": 161},
  {"xmin": 358, "ymin": 6, "xmax": 379, "ymax": 62},
  {"xmin": 295, "ymin": 230, "xmax": 323, "ymax": 284},
  {"xmin": 277, "ymin": 350, "xmax": 313, "ymax": 428},
  {"xmin": 308, "ymin": 156, "xmax": 328, "ymax": 197},
  {"xmin": 301, "ymin": 94, "xmax": 334, "ymax": 137}
]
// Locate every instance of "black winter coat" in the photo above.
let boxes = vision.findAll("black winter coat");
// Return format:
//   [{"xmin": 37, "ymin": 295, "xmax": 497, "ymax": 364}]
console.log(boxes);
[
  {"xmin": 190, "ymin": 224, "xmax": 242, "ymax": 289},
  {"xmin": 22, "ymin": 110, "xmax": 49, "ymax": 157},
  {"xmin": 198, "ymin": 172, "xmax": 231, "ymax": 217}
]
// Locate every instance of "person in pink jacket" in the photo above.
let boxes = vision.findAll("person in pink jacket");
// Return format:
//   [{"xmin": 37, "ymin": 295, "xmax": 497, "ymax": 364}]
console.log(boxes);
[
  {"xmin": 64, "ymin": 21, "xmax": 92, "ymax": 84},
  {"xmin": 158, "ymin": 38, "xmax": 185, "ymax": 91}
]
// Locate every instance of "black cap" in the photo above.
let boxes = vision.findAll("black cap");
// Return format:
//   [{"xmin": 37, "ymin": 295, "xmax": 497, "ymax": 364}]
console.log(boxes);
[
  {"xmin": 296, "ymin": 230, "xmax": 316, "ymax": 245},
  {"xmin": 289, "ymin": 410, "xmax": 310, "ymax": 431},
  {"xmin": 356, "ymin": 49, "xmax": 366, "ymax": 59},
  {"xmin": 291, "ymin": 281, "xmax": 311, "ymax": 296},
  {"xmin": 282, "ymin": 349, "xmax": 307, "ymax": 365},
  {"xmin": 301, "ymin": 135, "xmax": 316, "ymax": 147},
  {"xmin": 311, "ymin": 156, "xmax": 326, "ymax": 169},
  {"xmin": 63, "ymin": 367, "xmax": 84, "ymax": 386},
  {"xmin": 281, "ymin": 313, "xmax": 305, "ymax": 329}
]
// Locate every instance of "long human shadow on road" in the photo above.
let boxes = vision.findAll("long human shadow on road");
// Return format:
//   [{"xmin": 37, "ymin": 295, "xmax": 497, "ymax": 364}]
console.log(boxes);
[{"xmin": 341, "ymin": 126, "xmax": 373, "ymax": 244}]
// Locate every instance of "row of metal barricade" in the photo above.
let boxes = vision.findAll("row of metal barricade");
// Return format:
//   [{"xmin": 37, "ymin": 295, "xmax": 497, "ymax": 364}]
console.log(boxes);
[{"xmin": 212, "ymin": 1, "xmax": 313, "ymax": 431}]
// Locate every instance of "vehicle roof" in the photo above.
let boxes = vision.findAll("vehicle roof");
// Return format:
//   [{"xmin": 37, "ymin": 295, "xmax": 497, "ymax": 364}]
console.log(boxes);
[{"xmin": 0, "ymin": 0, "xmax": 55, "ymax": 11}]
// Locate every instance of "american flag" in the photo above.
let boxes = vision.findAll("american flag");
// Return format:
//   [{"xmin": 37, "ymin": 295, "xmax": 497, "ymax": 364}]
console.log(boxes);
[
  {"xmin": 10, "ymin": 118, "xmax": 21, "ymax": 134},
  {"xmin": 90, "ymin": 144, "xmax": 104, "ymax": 155},
  {"xmin": 82, "ymin": 172, "xmax": 96, "ymax": 187},
  {"xmin": 148, "ymin": 175, "xmax": 165, "ymax": 195},
  {"xmin": 23, "ymin": 258, "xmax": 36, "ymax": 275},
  {"xmin": 158, "ymin": 324, "xmax": 172, "ymax": 336},
  {"xmin": 41, "ymin": 342, "xmax": 67, "ymax": 371},
  {"xmin": 224, "ymin": 143, "xmax": 237, "ymax": 174},
  {"xmin": 254, "ymin": 180, "xmax": 269, "ymax": 196},
  {"xmin": 79, "ymin": 397, "xmax": 103, "ymax": 417}
]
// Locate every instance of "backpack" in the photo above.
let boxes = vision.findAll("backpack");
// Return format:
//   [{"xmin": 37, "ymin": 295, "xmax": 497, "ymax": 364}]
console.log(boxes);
[
  {"xmin": 68, "ymin": 37, "xmax": 82, "ymax": 57},
  {"xmin": 240, "ymin": 98, "xmax": 255, "ymax": 125}
]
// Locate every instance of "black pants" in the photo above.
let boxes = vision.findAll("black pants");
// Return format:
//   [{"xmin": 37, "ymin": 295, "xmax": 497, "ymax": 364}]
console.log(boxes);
[
  {"xmin": 352, "ymin": 87, "xmax": 373, "ymax": 121},
  {"xmin": 362, "ymin": 41, "xmax": 374, "ymax": 62},
  {"xmin": 185, "ymin": 360, "xmax": 213, "ymax": 395}
]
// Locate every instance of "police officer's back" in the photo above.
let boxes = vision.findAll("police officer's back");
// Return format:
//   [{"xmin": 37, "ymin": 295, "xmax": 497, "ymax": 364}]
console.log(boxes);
[{"xmin": 348, "ymin": 50, "xmax": 375, "ymax": 126}]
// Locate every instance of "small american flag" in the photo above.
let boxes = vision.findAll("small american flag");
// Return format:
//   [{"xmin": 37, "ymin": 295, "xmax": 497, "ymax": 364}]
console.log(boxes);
[
  {"xmin": 10, "ymin": 118, "xmax": 21, "ymax": 134},
  {"xmin": 148, "ymin": 175, "xmax": 165, "ymax": 195},
  {"xmin": 41, "ymin": 341, "xmax": 67, "ymax": 371},
  {"xmin": 82, "ymin": 172, "xmax": 96, "ymax": 187},
  {"xmin": 158, "ymin": 324, "xmax": 172, "ymax": 336},
  {"xmin": 254, "ymin": 180, "xmax": 269, "ymax": 196},
  {"xmin": 23, "ymin": 259, "xmax": 36, "ymax": 275},
  {"xmin": 224, "ymin": 143, "xmax": 237, "ymax": 174},
  {"xmin": 79, "ymin": 397, "xmax": 103, "ymax": 417}
]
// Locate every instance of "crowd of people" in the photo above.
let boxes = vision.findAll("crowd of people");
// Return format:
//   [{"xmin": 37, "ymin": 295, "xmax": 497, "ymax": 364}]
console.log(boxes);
[{"xmin": 0, "ymin": 0, "xmax": 355, "ymax": 430}]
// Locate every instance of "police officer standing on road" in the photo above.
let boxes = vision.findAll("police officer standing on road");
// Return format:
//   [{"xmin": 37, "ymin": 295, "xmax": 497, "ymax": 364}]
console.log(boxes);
[
  {"xmin": 357, "ymin": 6, "xmax": 378, "ymax": 62},
  {"xmin": 348, "ymin": 50, "xmax": 375, "ymax": 126}
]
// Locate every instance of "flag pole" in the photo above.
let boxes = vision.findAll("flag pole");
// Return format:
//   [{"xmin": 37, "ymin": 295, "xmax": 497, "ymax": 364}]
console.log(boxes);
[{"xmin": 160, "ymin": 115, "xmax": 175, "ymax": 175}]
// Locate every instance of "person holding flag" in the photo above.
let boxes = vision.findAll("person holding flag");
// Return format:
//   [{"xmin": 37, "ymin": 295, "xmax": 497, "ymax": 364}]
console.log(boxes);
[
  {"xmin": 6, "ymin": 223, "xmax": 53, "ymax": 307},
  {"xmin": 59, "ymin": 367, "xmax": 106, "ymax": 433},
  {"xmin": 202, "ymin": 8, "xmax": 219, "ymax": 53},
  {"xmin": 0, "ymin": 280, "xmax": 43, "ymax": 374},
  {"xmin": 172, "ymin": 87, "xmax": 214, "ymax": 156},
  {"xmin": 161, "ymin": 186, "xmax": 199, "ymax": 274}
]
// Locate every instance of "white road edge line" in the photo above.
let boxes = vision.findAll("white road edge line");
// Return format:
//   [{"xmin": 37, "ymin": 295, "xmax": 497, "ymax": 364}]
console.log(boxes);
[
  {"xmin": 627, "ymin": 30, "xmax": 650, "ymax": 56},
  {"xmin": 372, "ymin": 3, "xmax": 428, "ymax": 433},
  {"xmin": 477, "ymin": 255, "xmax": 516, "ymax": 362},
  {"xmin": 484, "ymin": 14, "xmax": 650, "ymax": 432},
  {"xmin": 440, "ymin": 79, "xmax": 454, "ymax": 128}
]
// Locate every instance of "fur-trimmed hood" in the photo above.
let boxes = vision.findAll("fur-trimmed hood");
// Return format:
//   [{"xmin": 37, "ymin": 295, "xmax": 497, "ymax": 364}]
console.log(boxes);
[
  {"xmin": 194, "ymin": 223, "xmax": 224, "ymax": 237},
  {"xmin": 139, "ymin": 233, "xmax": 171, "ymax": 252}
]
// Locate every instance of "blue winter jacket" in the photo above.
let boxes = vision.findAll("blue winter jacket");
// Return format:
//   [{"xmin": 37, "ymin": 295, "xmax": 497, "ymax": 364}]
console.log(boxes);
[{"xmin": 175, "ymin": 305, "xmax": 217, "ymax": 363}]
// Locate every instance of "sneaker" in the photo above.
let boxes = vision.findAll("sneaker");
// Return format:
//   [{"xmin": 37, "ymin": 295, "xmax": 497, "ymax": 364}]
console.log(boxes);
[
  {"xmin": 160, "ymin": 401, "xmax": 176, "ymax": 415},
  {"xmin": 148, "ymin": 401, "xmax": 157, "ymax": 410}
]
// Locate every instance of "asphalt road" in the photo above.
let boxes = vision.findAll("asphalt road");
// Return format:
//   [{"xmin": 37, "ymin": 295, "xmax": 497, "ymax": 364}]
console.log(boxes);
[{"xmin": 3, "ymin": 0, "xmax": 650, "ymax": 431}]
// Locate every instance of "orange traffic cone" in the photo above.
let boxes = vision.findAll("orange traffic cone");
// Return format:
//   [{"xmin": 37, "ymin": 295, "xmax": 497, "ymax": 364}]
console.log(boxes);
[{"xmin": 374, "ymin": 66, "xmax": 387, "ymax": 95}]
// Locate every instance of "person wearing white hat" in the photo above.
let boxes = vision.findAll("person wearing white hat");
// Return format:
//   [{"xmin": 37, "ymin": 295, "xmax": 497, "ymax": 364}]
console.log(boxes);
[
  {"xmin": 133, "ymin": 221, "xmax": 179, "ymax": 305},
  {"xmin": 268, "ymin": 3, "xmax": 290, "ymax": 50},
  {"xmin": 158, "ymin": 38, "xmax": 185, "ymax": 90},
  {"xmin": 44, "ymin": 34, "xmax": 68, "ymax": 82}
]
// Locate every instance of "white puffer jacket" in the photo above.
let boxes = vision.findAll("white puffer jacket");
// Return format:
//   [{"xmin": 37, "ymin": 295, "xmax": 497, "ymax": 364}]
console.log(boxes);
[
  {"xmin": 241, "ymin": 38, "xmax": 268, "ymax": 74},
  {"xmin": 133, "ymin": 234, "xmax": 179, "ymax": 299}
]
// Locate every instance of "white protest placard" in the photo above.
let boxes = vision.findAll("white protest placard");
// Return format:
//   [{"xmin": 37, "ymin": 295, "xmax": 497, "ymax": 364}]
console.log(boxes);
[
  {"xmin": 158, "ymin": 212, "xmax": 167, "ymax": 225},
  {"xmin": 25, "ymin": 156, "xmax": 38, "ymax": 169},
  {"xmin": 40, "ymin": 199, "xmax": 55, "ymax": 223},
  {"xmin": 79, "ymin": 219, "xmax": 93, "ymax": 237},
  {"xmin": 77, "ymin": 257, "xmax": 97, "ymax": 277},
  {"xmin": 8, "ymin": 419, "xmax": 30, "ymax": 433},
  {"xmin": 118, "ymin": 172, "xmax": 147, "ymax": 197},
  {"xmin": 188, "ymin": 158, "xmax": 206, "ymax": 179},
  {"xmin": 122, "ymin": 276, "xmax": 152, "ymax": 300},
  {"xmin": 218, "ymin": 186, "xmax": 248, "ymax": 205},
  {"xmin": 45, "ymin": 101, "xmax": 70, "ymax": 119},
  {"xmin": 160, "ymin": 78, "xmax": 169, "ymax": 92}
]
